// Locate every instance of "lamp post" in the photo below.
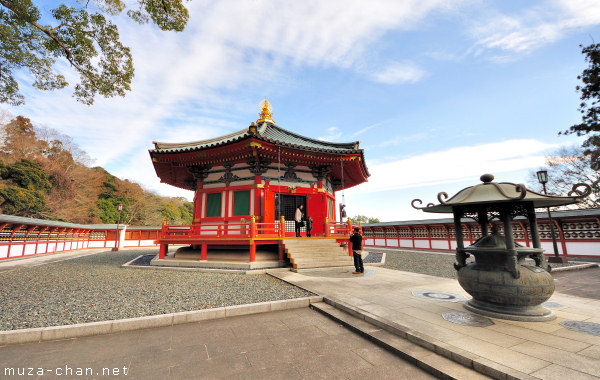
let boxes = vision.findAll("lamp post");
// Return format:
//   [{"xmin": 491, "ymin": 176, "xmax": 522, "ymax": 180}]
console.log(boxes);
[
  {"xmin": 536, "ymin": 170, "xmax": 564, "ymax": 263},
  {"xmin": 112, "ymin": 203, "xmax": 123, "ymax": 252}
]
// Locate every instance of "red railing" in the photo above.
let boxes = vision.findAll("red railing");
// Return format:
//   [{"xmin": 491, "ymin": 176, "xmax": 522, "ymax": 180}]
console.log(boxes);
[
  {"xmin": 324, "ymin": 219, "xmax": 353, "ymax": 237},
  {"xmin": 160, "ymin": 217, "xmax": 353, "ymax": 240}
]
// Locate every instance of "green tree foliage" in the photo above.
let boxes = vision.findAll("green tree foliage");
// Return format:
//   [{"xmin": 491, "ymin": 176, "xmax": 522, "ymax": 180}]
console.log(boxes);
[
  {"xmin": 0, "ymin": 184, "xmax": 46, "ymax": 215},
  {"xmin": 528, "ymin": 146, "xmax": 600, "ymax": 209},
  {"xmin": 160, "ymin": 199, "xmax": 193, "ymax": 224},
  {"xmin": 352, "ymin": 215, "xmax": 380, "ymax": 224},
  {"xmin": 1, "ymin": 159, "xmax": 51, "ymax": 192},
  {"xmin": 0, "ymin": 0, "xmax": 189, "ymax": 105},
  {"xmin": 562, "ymin": 43, "xmax": 600, "ymax": 169},
  {"xmin": 0, "ymin": 159, "xmax": 50, "ymax": 216}
]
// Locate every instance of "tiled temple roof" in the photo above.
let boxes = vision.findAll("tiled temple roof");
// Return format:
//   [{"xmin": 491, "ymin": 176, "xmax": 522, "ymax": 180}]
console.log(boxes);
[{"xmin": 150, "ymin": 122, "xmax": 360, "ymax": 154}]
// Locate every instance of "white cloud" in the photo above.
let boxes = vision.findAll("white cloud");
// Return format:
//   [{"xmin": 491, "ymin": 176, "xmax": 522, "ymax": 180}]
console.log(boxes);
[
  {"xmin": 318, "ymin": 127, "xmax": 343, "ymax": 141},
  {"xmin": 369, "ymin": 62, "xmax": 428, "ymax": 84},
  {"xmin": 469, "ymin": 0, "xmax": 600, "ymax": 57},
  {"xmin": 349, "ymin": 138, "xmax": 556, "ymax": 194},
  {"xmin": 378, "ymin": 132, "xmax": 429, "ymax": 147},
  {"xmin": 198, "ymin": 0, "xmax": 463, "ymax": 68}
]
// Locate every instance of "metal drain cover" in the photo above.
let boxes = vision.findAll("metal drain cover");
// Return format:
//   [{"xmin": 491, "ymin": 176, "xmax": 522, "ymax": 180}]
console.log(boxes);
[
  {"xmin": 442, "ymin": 312, "xmax": 495, "ymax": 327},
  {"xmin": 560, "ymin": 321, "xmax": 600, "ymax": 336},
  {"xmin": 412, "ymin": 290, "xmax": 467, "ymax": 302},
  {"xmin": 541, "ymin": 301, "xmax": 563, "ymax": 308}
]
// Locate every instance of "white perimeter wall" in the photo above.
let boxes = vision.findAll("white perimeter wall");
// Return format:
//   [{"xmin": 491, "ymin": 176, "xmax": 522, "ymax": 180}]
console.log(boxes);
[{"xmin": 364, "ymin": 236, "xmax": 600, "ymax": 258}]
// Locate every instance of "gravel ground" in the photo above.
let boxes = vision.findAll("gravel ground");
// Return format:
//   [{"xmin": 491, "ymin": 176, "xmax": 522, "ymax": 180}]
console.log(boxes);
[
  {"xmin": 0, "ymin": 250, "xmax": 313, "ymax": 331},
  {"xmin": 376, "ymin": 248, "xmax": 585, "ymax": 279},
  {"xmin": 362, "ymin": 252, "xmax": 383, "ymax": 264},
  {"xmin": 1, "ymin": 248, "xmax": 585, "ymax": 331}
]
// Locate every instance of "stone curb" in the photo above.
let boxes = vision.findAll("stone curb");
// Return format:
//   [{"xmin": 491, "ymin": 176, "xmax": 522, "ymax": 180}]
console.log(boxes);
[
  {"xmin": 122, "ymin": 255, "xmax": 291, "ymax": 275},
  {"xmin": 551, "ymin": 262, "xmax": 599, "ymax": 272},
  {"xmin": 0, "ymin": 296, "xmax": 323, "ymax": 347},
  {"xmin": 319, "ymin": 297, "xmax": 531, "ymax": 380}
]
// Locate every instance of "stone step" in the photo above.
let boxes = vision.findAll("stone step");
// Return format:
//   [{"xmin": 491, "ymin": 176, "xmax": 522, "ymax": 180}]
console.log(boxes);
[
  {"xmin": 290, "ymin": 257, "xmax": 351, "ymax": 265},
  {"xmin": 283, "ymin": 244, "xmax": 347, "ymax": 251},
  {"xmin": 287, "ymin": 255, "xmax": 349, "ymax": 262},
  {"xmin": 287, "ymin": 253, "xmax": 348, "ymax": 261},
  {"xmin": 293, "ymin": 260, "xmax": 353, "ymax": 269},
  {"xmin": 283, "ymin": 242, "xmax": 344, "ymax": 249},
  {"xmin": 310, "ymin": 302, "xmax": 494, "ymax": 380},
  {"xmin": 284, "ymin": 239, "xmax": 353, "ymax": 270},
  {"xmin": 284, "ymin": 248, "xmax": 347, "ymax": 256}
]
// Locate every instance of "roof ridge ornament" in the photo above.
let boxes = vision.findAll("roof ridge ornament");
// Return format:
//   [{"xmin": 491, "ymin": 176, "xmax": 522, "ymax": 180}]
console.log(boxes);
[{"xmin": 256, "ymin": 98, "xmax": 274, "ymax": 124}]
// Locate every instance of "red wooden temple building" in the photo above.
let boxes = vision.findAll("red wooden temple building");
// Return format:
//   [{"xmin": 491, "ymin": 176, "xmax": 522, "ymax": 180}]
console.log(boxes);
[{"xmin": 149, "ymin": 100, "xmax": 370, "ymax": 267}]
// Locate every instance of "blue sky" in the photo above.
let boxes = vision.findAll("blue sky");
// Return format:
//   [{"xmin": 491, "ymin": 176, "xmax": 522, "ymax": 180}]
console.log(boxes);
[{"xmin": 3, "ymin": 0, "xmax": 600, "ymax": 222}]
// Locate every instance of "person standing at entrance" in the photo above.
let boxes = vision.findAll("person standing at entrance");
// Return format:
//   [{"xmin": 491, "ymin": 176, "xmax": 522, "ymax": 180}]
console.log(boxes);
[
  {"xmin": 349, "ymin": 227, "xmax": 363, "ymax": 274},
  {"xmin": 306, "ymin": 216, "xmax": 313, "ymax": 237},
  {"xmin": 294, "ymin": 204, "xmax": 304, "ymax": 237}
]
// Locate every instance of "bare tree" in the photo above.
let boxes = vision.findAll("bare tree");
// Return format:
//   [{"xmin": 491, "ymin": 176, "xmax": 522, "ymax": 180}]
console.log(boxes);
[{"xmin": 528, "ymin": 146, "xmax": 600, "ymax": 208}]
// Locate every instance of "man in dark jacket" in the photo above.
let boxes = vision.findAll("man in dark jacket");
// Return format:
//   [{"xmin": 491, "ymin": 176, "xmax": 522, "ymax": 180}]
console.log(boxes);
[{"xmin": 349, "ymin": 227, "xmax": 363, "ymax": 274}]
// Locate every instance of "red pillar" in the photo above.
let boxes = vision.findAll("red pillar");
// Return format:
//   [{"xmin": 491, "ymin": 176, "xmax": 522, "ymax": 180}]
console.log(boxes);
[
  {"xmin": 279, "ymin": 216, "xmax": 285, "ymax": 238},
  {"xmin": 250, "ymin": 216, "xmax": 257, "ymax": 238},
  {"xmin": 159, "ymin": 244, "xmax": 168, "ymax": 259},
  {"xmin": 279, "ymin": 242, "xmax": 284, "ymax": 261},
  {"xmin": 250, "ymin": 241, "xmax": 256, "ymax": 262},
  {"xmin": 201, "ymin": 243, "xmax": 207, "ymax": 261}
]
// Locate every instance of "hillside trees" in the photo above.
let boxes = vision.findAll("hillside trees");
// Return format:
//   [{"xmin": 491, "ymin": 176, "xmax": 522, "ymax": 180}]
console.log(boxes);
[
  {"xmin": 1, "ymin": 0, "xmax": 189, "ymax": 105},
  {"xmin": 0, "ymin": 115, "xmax": 193, "ymax": 224},
  {"xmin": 351, "ymin": 215, "xmax": 380, "ymax": 224}
]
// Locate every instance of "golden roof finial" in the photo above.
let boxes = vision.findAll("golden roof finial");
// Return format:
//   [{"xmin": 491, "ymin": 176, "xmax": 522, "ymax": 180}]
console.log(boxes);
[{"xmin": 256, "ymin": 98, "xmax": 274, "ymax": 124}]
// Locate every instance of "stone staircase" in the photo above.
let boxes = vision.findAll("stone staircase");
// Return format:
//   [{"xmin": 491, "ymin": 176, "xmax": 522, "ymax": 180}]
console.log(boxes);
[{"xmin": 282, "ymin": 238, "xmax": 353, "ymax": 270}]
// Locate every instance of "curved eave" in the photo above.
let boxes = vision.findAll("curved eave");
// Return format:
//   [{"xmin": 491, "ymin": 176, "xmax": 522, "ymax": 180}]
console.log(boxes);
[
  {"xmin": 150, "ymin": 128, "xmax": 250, "ymax": 153},
  {"xmin": 422, "ymin": 195, "xmax": 584, "ymax": 213}
]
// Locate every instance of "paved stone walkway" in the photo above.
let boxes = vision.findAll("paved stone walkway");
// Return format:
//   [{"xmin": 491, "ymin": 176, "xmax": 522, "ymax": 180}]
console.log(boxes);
[
  {"xmin": 271, "ymin": 267, "xmax": 600, "ymax": 379},
  {"xmin": 0, "ymin": 308, "xmax": 435, "ymax": 380},
  {"xmin": 553, "ymin": 267, "xmax": 600, "ymax": 300}
]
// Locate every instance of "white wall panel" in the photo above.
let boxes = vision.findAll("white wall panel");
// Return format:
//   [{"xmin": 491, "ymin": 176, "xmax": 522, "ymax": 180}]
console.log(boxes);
[
  {"xmin": 24, "ymin": 244, "xmax": 36, "ymax": 255},
  {"xmin": 9, "ymin": 245, "xmax": 24, "ymax": 257},
  {"xmin": 36, "ymin": 243, "xmax": 47, "ymax": 254},
  {"xmin": 431, "ymin": 240, "xmax": 449, "ymax": 250},
  {"xmin": 564, "ymin": 242, "xmax": 600, "ymax": 256},
  {"xmin": 399, "ymin": 239, "xmax": 413, "ymax": 247},
  {"xmin": 386, "ymin": 239, "xmax": 399, "ymax": 247},
  {"xmin": 414, "ymin": 240, "xmax": 429, "ymax": 248}
]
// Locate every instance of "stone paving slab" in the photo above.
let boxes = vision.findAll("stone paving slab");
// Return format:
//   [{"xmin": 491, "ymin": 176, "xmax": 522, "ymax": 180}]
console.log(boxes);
[
  {"xmin": 269, "ymin": 267, "xmax": 600, "ymax": 379},
  {"xmin": 0, "ymin": 307, "xmax": 436, "ymax": 380},
  {"xmin": 0, "ymin": 297, "xmax": 322, "ymax": 345}
]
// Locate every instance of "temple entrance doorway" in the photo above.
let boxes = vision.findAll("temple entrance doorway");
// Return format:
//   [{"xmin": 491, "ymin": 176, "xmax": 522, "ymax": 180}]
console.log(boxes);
[{"xmin": 275, "ymin": 194, "xmax": 306, "ymax": 233}]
